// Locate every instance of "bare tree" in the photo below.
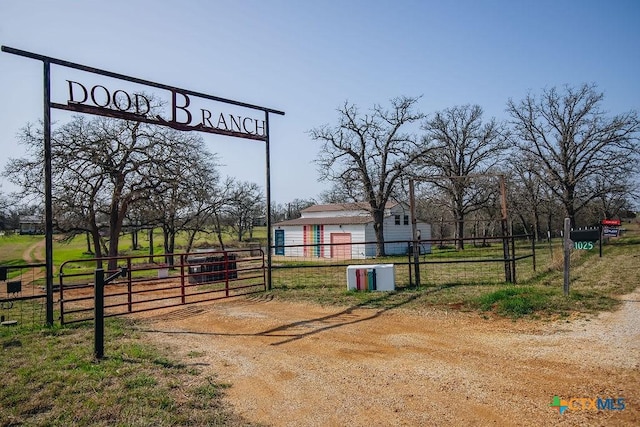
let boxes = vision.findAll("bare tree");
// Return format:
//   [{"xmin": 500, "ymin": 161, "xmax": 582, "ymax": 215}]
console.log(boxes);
[
  {"xmin": 5, "ymin": 115, "xmax": 212, "ymax": 269},
  {"xmin": 224, "ymin": 180, "xmax": 264, "ymax": 242},
  {"xmin": 418, "ymin": 105, "xmax": 510, "ymax": 249},
  {"xmin": 318, "ymin": 184, "xmax": 353, "ymax": 204},
  {"xmin": 144, "ymin": 131, "xmax": 219, "ymax": 265},
  {"xmin": 507, "ymin": 83, "xmax": 640, "ymax": 227},
  {"xmin": 0, "ymin": 192, "xmax": 9, "ymax": 231},
  {"xmin": 587, "ymin": 173, "xmax": 635, "ymax": 222},
  {"xmin": 508, "ymin": 152, "xmax": 550, "ymax": 240},
  {"xmin": 310, "ymin": 96, "xmax": 427, "ymax": 256}
]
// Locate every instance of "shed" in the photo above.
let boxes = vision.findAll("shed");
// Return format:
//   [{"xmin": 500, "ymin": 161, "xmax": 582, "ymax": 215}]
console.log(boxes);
[
  {"xmin": 19, "ymin": 215, "xmax": 44, "ymax": 235},
  {"xmin": 273, "ymin": 202, "xmax": 431, "ymax": 259}
]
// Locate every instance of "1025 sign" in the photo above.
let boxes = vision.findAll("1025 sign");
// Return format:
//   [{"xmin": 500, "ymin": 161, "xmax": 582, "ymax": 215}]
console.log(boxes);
[{"xmin": 574, "ymin": 241, "xmax": 594, "ymax": 250}]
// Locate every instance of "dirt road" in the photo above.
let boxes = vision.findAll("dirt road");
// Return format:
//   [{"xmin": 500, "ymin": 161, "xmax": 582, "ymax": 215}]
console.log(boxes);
[
  {"xmin": 21, "ymin": 239, "xmax": 45, "ymax": 264},
  {"xmin": 137, "ymin": 287, "xmax": 639, "ymax": 426}
]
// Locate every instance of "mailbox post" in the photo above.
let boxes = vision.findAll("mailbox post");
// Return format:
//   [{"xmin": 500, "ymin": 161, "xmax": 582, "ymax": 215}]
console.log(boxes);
[
  {"xmin": 564, "ymin": 222, "xmax": 602, "ymax": 296},
  {"xmin": 94, "ymin": 267, "xmax": 127, "ymax": 359}
]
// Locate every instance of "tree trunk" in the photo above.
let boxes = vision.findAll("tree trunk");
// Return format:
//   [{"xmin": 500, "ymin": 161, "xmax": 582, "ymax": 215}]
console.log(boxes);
[
  {"xmin": 564, "ymin": 185, "xmax": 577, "ymax": 228},
  {"xmin": 85, "ymin": 231, "xmax": 93, "ymax": 254},
  {"xmin": 90, "ymin": 226, "xmax": 103, "ymax": 269},
  {"xmin": 517, "ymin": 214, "xmax": 530, "ymax": 237},
  {"xmin": 214, "ymin": 212, "xmax": 226, "ymax": 250},
  {"xmin": 455, "ymin": 216, "xmax": 465, "ymax": 250},
  {"xmin": 148, "ymin": 228, "xmax": 154, "ymax": 262},
  {"xmin": 162, "ymin": 227, "xmax": 175, "ymax": 267},
  {"xmin": 373, "ymin": 208, "xmax": 386, "ymax": 257},
  {"xmin": 131, "ymin": 229, "xmax": 138, "ymax": 250},
  {"xmin": 107, "ymin": 190, "xmax": 127, "ymax": 271},
  {"xmin": 185, "ymin": 230, "xmax": 197, "ymax": 254},
  {"xmin": 533, "ymin": 210, "xmax": 542, "ymax": 242}
]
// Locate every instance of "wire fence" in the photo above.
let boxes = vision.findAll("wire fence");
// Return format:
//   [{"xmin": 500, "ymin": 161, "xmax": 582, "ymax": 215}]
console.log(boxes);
[
  {"xmin": 271, "ymin": 234, "xmax": 541, "ymax": 291},
  {"xmin": 58, "ymin": 249, "xmax": 265, "ymax": 324},
  {"xmin": 0, "ymin": 263, "xmax": 47, "ymax": 328},
  {"xmin": 1, "ymin": 233, "xmax": 583, "ymax": 328}
]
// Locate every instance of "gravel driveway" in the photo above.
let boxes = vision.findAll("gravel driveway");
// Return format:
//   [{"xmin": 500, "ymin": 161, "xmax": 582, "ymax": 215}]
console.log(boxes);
[{"xmin": 139, "ymin": 288, "xmax": 639, "ymax": 426}]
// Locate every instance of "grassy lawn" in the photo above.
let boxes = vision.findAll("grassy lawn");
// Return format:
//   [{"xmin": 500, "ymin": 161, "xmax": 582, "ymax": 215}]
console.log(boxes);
[
  {"xmin": 0, "ymin": 234, "xmax": 44, "ymax": 265},
  {"xmin": 0, "ymin": 319, "xmax": 253, "ymax": 426},
  {"xmin": 270, "ymin": 222, "xmax": 640, "ymax": 319},
  {"xmin": 0, "ymin": 228, "xmax": 267, "ymax": 265},
  {"xmin": 0, "ymin": 223, "xmax": 637, "ymax": 424}
]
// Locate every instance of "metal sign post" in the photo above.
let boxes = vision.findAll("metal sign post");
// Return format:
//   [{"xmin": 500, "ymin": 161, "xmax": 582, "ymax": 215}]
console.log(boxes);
[
  {"xmin": 1, "ymin": 46, "xmax": 285, "ymax": 320},
  {"xmin": 409, "ymin": 179, "xmax": 420, "ymax": 288},
  {"xmin": 563, "ymin": 218, "xmax": 571, "ymax": 296},
  {"xmin": 94, "ymin": 267, "xmax": 127, "ymax": 359}
]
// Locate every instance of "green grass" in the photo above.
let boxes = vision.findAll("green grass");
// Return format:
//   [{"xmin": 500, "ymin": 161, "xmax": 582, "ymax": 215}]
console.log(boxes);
[
  {"xmin": 0, "ymin": 234, "xmax": 43, "ymax": 264},
  {"xmin": 0, "ymin": 319, "xmax": 252, "ymax": 426},
  {"xmin": 270, "ymin": 222, "xmax": 640, "ymax": 319},
  {"xmin": 476, "ymin": 286, "xmax": 551, "ymax": 317},
  {"xmin": 3, "ymin": 224, "xmax": 638, "ymax": 322},
  {"xmin": 0, "ymin": 224, "xmax": 637, "ymax": 425},
  {"xmin": 0, "ymin": 227, "xmax": 267, "ymax": 266}
]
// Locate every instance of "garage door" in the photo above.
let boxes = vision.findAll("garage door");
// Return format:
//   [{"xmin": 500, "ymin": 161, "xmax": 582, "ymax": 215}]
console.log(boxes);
[{"xmin": 330, "ymin": 233, "xmax": 352, "ymax": 259}]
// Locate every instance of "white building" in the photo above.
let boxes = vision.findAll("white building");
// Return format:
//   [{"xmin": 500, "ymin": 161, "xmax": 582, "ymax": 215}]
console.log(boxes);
[{"xmin": 273, "ymin": 202, "xmax": 431, "ymax": 259}]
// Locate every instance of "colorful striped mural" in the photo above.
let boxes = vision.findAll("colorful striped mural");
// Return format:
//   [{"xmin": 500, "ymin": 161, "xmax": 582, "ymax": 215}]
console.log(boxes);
[
  {"xmin": 303, "ymin": 225, "xmax": 324, "ymax": 257},
  {"xmin": 355, "ymin": 268, "xmax": 377, "ymax": 291}
]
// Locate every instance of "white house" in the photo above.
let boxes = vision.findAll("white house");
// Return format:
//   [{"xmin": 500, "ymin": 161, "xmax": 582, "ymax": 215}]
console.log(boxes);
[
  {"xmin": 273, "ymin": 202, "xmax": 431, "ymax": 259},
  {"xmin": 19, "ymin": 215, "xmax": 44, "ymax": 235}
]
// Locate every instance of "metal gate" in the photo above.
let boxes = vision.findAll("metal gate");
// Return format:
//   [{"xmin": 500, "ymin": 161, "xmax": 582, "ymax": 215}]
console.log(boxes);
[
  {"xmin": 59, "ymin": 248, "xmax": 265, "ymax": 324},
  {"xmin": 0, "ymin": 262, "xmax": 48, "ymax": 327}
]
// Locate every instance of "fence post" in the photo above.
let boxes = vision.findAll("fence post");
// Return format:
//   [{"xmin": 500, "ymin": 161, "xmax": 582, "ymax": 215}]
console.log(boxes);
[
  {"xmin": 510, "ymin": 232, "xmax": 517, "ymax": 284},
  {"xmin": 94, "ymin": 267, "xmax": 126, "ymax": 360},
  {"xmin": 531, "ymin": 234, "xmax": 537, "ymax": 272},
  {"xmin": 180, "ymin": 254, "xmax": 186, "ymax": 304},
  {"xmin": 127, "ymin": 258, "xmax": 132, "ymax": 312},
  {"xmin": 501, "ymin": 220, "xmax": 512, "ymax": 283},
  {"xmin": 94, "ymin": 268, "xmax": 105, "ymax": 359},
  {"xmin": 563, "ymin": 218, "xmax": 571, "ymax": 296},
  {"xmin": 407, "ymin": 242, "xmax": 413, "ymax": 287},
  {"xmin": 409, "ymin": 179, "xmax": 421, "ymax": 288}
]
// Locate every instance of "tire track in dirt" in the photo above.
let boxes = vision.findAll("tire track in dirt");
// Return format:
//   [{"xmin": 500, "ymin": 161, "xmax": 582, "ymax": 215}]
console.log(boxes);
[
  {"xmin": 140, "ymin": 288, "xmax": 639, "ymax": 426},
  {"xmin": 22, "ymin": 238, "xmax": 45, "ymax": 264}
]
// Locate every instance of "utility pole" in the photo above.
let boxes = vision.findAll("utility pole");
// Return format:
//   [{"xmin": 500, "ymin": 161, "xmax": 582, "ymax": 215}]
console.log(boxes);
[
  {"xmin": 409, "ymin": 179, "xmax": 420, "ymax": 288},
  {"xmin": 499, "ymin": 175, "xmax": 512, "ymax": 283}
]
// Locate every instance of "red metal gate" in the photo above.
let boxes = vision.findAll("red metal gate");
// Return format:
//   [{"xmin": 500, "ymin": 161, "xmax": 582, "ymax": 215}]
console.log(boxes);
[{"xmin": 59, "ymin": 248, "xmax": 265, "ymax": 324}]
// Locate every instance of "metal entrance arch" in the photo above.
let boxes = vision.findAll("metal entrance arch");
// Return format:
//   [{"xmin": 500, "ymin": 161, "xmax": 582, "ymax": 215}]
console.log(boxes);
[{"xmin": 1, "ymin": 46, "xmax": 285, "ymax": 325}]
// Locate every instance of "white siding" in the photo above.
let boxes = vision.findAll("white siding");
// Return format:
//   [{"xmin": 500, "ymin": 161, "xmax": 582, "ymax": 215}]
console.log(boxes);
[
  {"xmin": 274, "ymin": 202, "xmax": 432, "ymax": 259},
  {"xmin": 303, "ymin": 210, "xmax": 368, "ymax": 219},
  {"xmin": 275, "ymin": 226, "xmax": 304, "ymax": 257},
  {"xmin": 328, "ymin": 225, "xmax": 367, "ymax": 259},
  {"xmin": 274, "ymin": 224, "xmax": 370, "ymax": 259}
]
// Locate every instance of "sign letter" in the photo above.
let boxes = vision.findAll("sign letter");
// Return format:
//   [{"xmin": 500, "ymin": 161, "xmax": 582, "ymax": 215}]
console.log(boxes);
[
  {"xmin": 67, "ymin": 80, "xmax": 88, "ymax": 104},
  {"xmin": 171, "ymin": 91, "xmax": 192, "ymax": 125},
  {"xmin": 201, "ymin": 109, "xmax": 214, "ymax": 127},
  {"xmin": 216, "ymin": 113, "xmax": 228, "ymax": 130},
  {"xmin": 242, "ymin": 117, "xmax": 255, "ymax": 134},
  {"xmin": 112, "ymin": 90, "xmax": 132, "ymax": 112},
  {"xmin": 134, "ymin": 94, "xmax": 151, "ymax": 116},
  {"xmin": 255, "ymin": 119, "xmax": 266, "ymax": 136},
  {"xmin": 90, "ymin": 85, "xmax": 110, "ymax": 108}
]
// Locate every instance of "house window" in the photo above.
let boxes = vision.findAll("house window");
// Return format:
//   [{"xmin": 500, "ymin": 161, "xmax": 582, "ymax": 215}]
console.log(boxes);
[
  {"xmin": 395, "ymin": 215, "xmax": 401, "ymax": 225},
  {"xmin": 404, "ymin": 215, "xmax": 409, "ymax": 225}
]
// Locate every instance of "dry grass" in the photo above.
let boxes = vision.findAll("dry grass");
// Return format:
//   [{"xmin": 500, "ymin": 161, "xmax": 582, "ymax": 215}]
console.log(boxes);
[{"xmin": 0, "ymin": 319, "xmax": 256, "ymax": 426}]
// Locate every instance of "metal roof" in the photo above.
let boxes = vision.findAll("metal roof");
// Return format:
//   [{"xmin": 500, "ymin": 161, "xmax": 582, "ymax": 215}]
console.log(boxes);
[
  {"xmin": 301, "ymin": 201, "xmax": 399, "ymax": 213},
  {"xmin": 274, "ymin": 216, "xmax": 373, "ymax": 227}
]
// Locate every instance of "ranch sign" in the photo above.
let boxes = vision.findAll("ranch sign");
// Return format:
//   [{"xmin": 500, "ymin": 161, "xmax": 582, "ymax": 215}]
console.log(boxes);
[
  {"xmin": 1, "ymin": 45, "xmax": 285, "ymax": 325},
  {"xmin": 62, "ymin": 80, "xmax": 269, "ymax": 140}
]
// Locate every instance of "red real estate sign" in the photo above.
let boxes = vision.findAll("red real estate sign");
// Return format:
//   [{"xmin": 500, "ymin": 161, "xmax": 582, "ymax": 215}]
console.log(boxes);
[{"xmin": 601, "ymin": 219, "xmax": 622, "ymax": 226}]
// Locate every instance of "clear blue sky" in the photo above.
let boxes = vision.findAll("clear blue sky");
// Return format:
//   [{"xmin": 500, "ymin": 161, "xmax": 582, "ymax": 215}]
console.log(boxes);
[{"xmin": 1, "ymin": 0, "xmax": 639, "ymax": 204}]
